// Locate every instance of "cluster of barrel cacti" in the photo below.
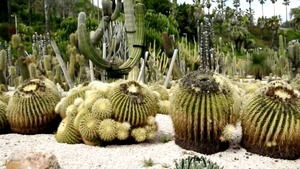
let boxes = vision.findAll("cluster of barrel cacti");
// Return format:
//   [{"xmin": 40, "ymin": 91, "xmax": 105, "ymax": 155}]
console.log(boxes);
[
  {"xmin": 55, "ymin": 80, "xmax": 160, "ymax": 145},
  {"xmin": 169, "ymin": 70, "xmax": 300, "ymax": 159}
]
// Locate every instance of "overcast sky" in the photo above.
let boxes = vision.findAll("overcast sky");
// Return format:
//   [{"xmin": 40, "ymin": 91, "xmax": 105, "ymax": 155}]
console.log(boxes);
[
  {"xmin": 178, "ymin": 0, "xmax": 300, "ymax": 22},
  {"xmin": 93, "ymin": 0, "xmax": 300, "ymax": 22}
]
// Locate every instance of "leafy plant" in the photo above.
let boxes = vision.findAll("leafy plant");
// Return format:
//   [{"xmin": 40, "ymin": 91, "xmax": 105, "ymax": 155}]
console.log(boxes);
[
  {"xmin": 174, "ymin": 156, "xmax": 223, "ymax": 169},
  {"xmin": 142, "ymin": 158, "xmax": 155, "ymax": 167}
]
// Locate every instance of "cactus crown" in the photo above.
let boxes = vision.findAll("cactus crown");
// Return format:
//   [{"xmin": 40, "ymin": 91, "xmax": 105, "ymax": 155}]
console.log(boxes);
[
  {"xmin": 180, "ymin": 71, "xmax": 228, "ymax": 95},
  {"xmin": 19, "ymin": 80, "xmax": 46, "ymax": 94},
  {"xmin": 260, "ymin": 81, "xmax": 299, "ymax": 102},
  {"xmin": 119, "ymin": 81, "xmax": 144, "ymax": 102}
]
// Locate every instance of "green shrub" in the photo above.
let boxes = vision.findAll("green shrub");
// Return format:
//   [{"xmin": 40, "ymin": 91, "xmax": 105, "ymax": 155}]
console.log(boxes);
[{"xmin": 174, "ymin": 156, "xmax": 223, "ymax": 169}]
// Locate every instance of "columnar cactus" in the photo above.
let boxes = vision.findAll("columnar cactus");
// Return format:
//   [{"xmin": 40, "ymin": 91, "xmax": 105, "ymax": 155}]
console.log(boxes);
[
  {"xmin": 241, "ymin": 81, "xmax": 300, "ymax": 159},
  {"xmin": 7, "ymin": 78, "xmax": 61, "ymax": 134},
  {"xmin": 170, "ymin": 71, "xmax": 238, "ymax": 154},
  {"xmin": 110, "ymin": 81, "xmax": 159, "ymax": 126},
  {"xmin": 77, "ymin": 0, "xmax": 145, "ymax": 76}
]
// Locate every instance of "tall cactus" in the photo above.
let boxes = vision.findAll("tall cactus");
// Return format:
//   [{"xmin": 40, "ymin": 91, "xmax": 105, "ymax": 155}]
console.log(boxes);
[
  {"xmin": 0, "ymin": 50, "xmax": 7, "ymax": 84},
  {"xmin": 77, "ymin": 0, "xmax": 145, "ymax": 76},
  {"xmin": 287, "ymin": 42, "xmax": 300, "ymax": 77}
]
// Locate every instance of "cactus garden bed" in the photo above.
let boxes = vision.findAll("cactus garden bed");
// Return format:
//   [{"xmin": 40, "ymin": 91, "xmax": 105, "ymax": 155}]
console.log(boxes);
[{"xmin": 0, "ymin": 114, "xmax": 299, "ymax": 169}]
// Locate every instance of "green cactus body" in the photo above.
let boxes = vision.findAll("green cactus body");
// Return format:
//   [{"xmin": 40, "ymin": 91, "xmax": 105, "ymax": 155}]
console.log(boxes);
[
  {"xmin": 131, "ymin": 127, "xmax": 147, "ymax": 142},
  {"xmin": 0, "ymin": 101, "xmax": 8, "ymax": 133},
  {"xmin": 97, "ymin": 119, "xmax": 117, "ymax": 141},
  {"xmin": 79, "ymin": 113, "xmax": 101, "ymax": 142},
  {"xmin": 158, "ymin": 100, "xmax": 171, "ymax": 115},
  {"xmin": 68, "ymin": 48, "xmax": 77, "ymax": 80},
  {"xmin": 110, "ymin": 81, "xmax": 159, "ymax": 126},
  {"xmin": 0, "ymin": 50, "xmax": 6, "ymax": 84},
  {"xmin": 55, "ymin": 117, "xmax": 82, "ymax": 144},
  {"xmin": 242, "ymin": 81, "xmax": 300, "ymax": 159},
  {"xmin": 56, "ymin": 85, "xmax": 90, "ymax": 118},
  {"xmin": 28, "ymin": 63, "xmax": 38, "ymax": 79},
  {"xmin": 43, "ymin": 55, "xmax": 52, "ymax": 72},
  {"xmin": 149, "ymin": 84, "xmax": 169, "ymax": 100},
  {"xmin": 116, "ymin": 122, "xmax": 130, "ymax": 140},
  {"xmin": 170, "ymin": 71, "xmax": 237, "ymax": 154},
  {"xmin": 7, "ymin": 78, "xmax": 61, "ymax": 134},
  {"xmin": 91, "ymin": 98, "xmax": 112, "ymax": 120}
]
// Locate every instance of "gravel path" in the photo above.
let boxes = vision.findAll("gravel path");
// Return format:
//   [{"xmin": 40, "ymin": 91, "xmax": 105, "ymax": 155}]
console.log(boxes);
[{"xmin": 0, "ymin": 115, "xmax": 299, "ymax": 169}]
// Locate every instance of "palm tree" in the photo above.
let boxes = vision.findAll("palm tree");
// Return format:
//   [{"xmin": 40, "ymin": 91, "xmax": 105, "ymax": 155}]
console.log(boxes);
[
  {"xmin": 246, "ymin": 0, "xmax": 253, "ymax": 19},
  {"xmin": 283, "ymin": 0, "xmax": 290, "ymax": 23},
  {"xmin": 270, "ymin": 0, "xmax": 277, "ymax": 16},
  {"xmin": 259, "ymin": 0, "xmax": 266, "ymax": 17},
  {"xmin": 233, "ymin": 0, "xmax": 240, "ymax": 11},
  {"xmin": 291, "ymin": 7, "xmax": 300, "ymax": 30}
]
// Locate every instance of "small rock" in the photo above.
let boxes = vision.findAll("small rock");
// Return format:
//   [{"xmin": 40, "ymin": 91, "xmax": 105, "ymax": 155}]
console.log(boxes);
[{"xmin": 6, "ymin": 151, "xmax": 61, "ymax": 169}]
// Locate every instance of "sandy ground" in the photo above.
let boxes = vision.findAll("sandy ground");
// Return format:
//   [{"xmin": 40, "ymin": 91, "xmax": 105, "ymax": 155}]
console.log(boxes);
[{"xmin": 0, "ymin": 114, "xmax": 299, "ymax": 169}]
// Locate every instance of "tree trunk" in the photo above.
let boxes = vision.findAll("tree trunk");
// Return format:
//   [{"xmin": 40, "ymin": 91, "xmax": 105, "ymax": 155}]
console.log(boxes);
[
  {"xmin": 28, "ymin": 0, "xmax": 32, "ymax": 25},
  {"xmin": 44, "ymin": 0, "xmax": 49, "ymax": 32}
]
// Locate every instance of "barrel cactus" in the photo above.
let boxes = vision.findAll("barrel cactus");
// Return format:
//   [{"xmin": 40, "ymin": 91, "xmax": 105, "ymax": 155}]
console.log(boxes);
[
  {"xmin": 241, "ymin": 81, "xmax": 300, "ymax": 159},
  {"xmin": 55, "ymin": 83, "xmax": 90, "ymax": 118},
  {"xmin": 7, "ymin": 78, "xmax": 61, "ymax": 134},
  {"xmin": 170, "ymin": 71, "xmax": 238, "ymax": 154},
  {"xmin": 110, "ymin": 81, "xmax": 159, "ymax": 126},
  {"xmin": 55, "ymin": 117, "xmax": 82, "ymax": 144},
  {"xmin": 0, "ymin": 101, "xmax": 8, "ymax": 133}
]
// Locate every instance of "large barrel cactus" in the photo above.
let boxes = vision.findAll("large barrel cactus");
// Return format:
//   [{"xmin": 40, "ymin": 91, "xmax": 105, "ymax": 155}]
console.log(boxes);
[
  {"xmin": 7, "ymin": 78, "xmax": 61, "ymax": 134},
  {"xmin": 170, "ymin": 71, "xmax": 238, "ymax": 154},
  {"xmin": 242, "ymin": 81, "xmax": 300, "ymax": 159},
  {"xmin": 110, "ymin": 81, "xmax": 159, "ymax": 126},
  {"xmin": 0, "ymin": 101, "xmax": 8, "ymax": 133}
]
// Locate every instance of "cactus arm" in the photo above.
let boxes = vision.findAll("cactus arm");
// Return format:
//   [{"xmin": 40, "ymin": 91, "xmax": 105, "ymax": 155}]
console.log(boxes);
[
  {"xmin": 111, "ymin": 0, "xmax": 122, "ymax": 21},
  {"xmin": 115, "ymin": 2, "xmax": 145, "ymax": 74},
  {"xmin": 77, "ymin": 12, "xmax": 113, "ymax": 69},
  {"xmin": 102, "ymin": 0, "xmax": 113, "ymax": 17},
  {"xmin": 91, "ymin": 16, "xmax": 110, "ymax": 45}
]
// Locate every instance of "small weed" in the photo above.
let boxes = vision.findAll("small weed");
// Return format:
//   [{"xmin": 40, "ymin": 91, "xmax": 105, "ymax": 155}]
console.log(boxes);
[
  {"xmin": 143, "ymin": 158, "xmax": 154, "ymax": 167},
  {"xmin": 160, "ymin": 133, "xmax": 173, "ymax": 143},
  {"xmin": 161, "ymin": 163, "xmax": 171, "ymax": 168}
]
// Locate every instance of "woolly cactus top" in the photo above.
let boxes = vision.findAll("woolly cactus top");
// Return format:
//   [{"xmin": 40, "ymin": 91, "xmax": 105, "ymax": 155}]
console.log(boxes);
[
  {"xmin": 180, "ymin": 71, "xmax": 230, "ymax": 95},
  {"xmin": 119, "ymin": 81, "xmax": 145, "ymax": 103},
  {"xmin": 260, "ymin": 81, "xmax": 299, "ymax": 102}
]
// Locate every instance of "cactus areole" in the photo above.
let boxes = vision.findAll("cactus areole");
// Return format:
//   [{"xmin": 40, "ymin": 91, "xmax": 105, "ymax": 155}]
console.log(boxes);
[
  {"xmin": 171, "ymin": 71, "xmax": 236, "ymax": 154},
  {"xmin": 77, "ymin": 0, "xmax": 145, "ymax": 77}
]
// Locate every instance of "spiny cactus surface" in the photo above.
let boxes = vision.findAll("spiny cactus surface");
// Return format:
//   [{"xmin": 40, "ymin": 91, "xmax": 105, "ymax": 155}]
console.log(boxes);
[
  {"xmin": 7, "ymin": 78, "xmax": 61, "ymax": 134},
  {"xmin": 242, "ymin": 81, "xmax": 300, "ymax": 159},
  {"xmin": 171, "ymin": 71, "xmax": 237, "ymax": 154}
]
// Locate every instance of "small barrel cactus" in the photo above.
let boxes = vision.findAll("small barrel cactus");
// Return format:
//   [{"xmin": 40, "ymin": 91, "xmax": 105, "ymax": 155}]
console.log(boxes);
[
  {"xmin": 110, "ymin": 81, "xmax": 159, "ymax": 126},
  {"xmin": 0, "ymin": 101, "xmax": 8, "ymax": 133},
  {"xmin": 175, "ymin": 156, "xmax": 223, "ymax": 169},
  {"xmin": 170, "ymin": 71, "xmax": 238, "ymax": 154},
  {"xmin": 55, "ymin": 83, "xmax": 90, "ymax": 118},
  {"xmin": 79, "ymin": 113, "xmax": 101, "ymax": 142},
  {"xmin": 97, "ymin": 119, "xmax": 117, "ymax": 142},
  {"xmin": 55, "ymin": 117, "xmax": 82, "ymax": 144},
  {"xmin": 242, "ymin": 81, "xmax": 300, "ymax": 159},
  {"xmin": 7, "ymin": 78, "xmax": 61, "ymax": 134},
  {"xmin": 149, "ymin": 84, "xmax": 169, "ymax": 100}
]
